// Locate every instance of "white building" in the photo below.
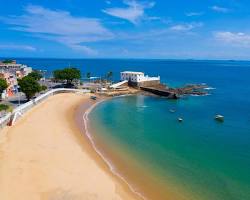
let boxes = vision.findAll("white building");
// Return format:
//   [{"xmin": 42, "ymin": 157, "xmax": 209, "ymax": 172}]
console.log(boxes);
[
  {"xmin": 20, "ymin": 65, "xmax": 32, "ymax": 76},
  {"xmin": 120, "ymin": 71, "xmax": 160, "ymax": 86},
  {"xmin": 0, "ymin": 63, "xmax": 32, "ymax": 77}
]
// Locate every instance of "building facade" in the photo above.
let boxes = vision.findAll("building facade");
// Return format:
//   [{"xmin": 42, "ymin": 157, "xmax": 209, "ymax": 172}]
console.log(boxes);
[
  {"xmin": 121, "ymin": 71, "xmax": 160, "ymax": 87},
  {"xmin": 0, "ymin": 60, "xmax": 33, "ymax": 98},
  {"xmin": 0, "ymin": 72, "xmax": 18, "ymax": 98}
]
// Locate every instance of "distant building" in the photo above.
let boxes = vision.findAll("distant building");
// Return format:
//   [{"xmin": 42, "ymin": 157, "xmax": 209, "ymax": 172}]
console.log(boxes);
[
  {"xmin": 0, "ymin": 61, "xmax": 32, "ymax": 78},
  {"xmin": 0, "ymin": 60, "xmax": 33, "ymax": 98},
  {"xmin": 120, "ymin": 71, "xmax": 160, "ymax": 87},
  {"xmin": 0, "ymin": 71, "xmax": 18, "ymax": 98},
  {"xmin": 20, "ymin": 66, "xmax": 32, "ymax": 76}
]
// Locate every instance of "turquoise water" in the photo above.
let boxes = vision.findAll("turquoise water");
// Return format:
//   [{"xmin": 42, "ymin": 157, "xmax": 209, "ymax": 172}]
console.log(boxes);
[
  {"xmin": 89, "ymin": 94, "xmax": 250, "ymax": 199},
  {"xmin": 10, "ymin": 58, "xmax": 250, "ymax": 199},
  {"xmin": 87, "ymin": 60, "xmax": 250, "ymax": 200}
]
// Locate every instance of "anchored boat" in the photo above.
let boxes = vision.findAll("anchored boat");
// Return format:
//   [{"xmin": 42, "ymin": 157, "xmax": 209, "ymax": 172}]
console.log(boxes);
[
  {"xmin": 178, "ymin": 117, "xmax": 183, "ymax": 122},
  {"xmin": 215, "ymin": 115, "xmax": 224, "ymax": 122}
]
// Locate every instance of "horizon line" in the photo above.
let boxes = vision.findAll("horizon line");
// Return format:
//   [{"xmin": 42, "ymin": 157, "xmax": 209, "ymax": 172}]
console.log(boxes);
[{"xmin": 1, "ymin": 57, "xmax": 250, "ymax": 62}]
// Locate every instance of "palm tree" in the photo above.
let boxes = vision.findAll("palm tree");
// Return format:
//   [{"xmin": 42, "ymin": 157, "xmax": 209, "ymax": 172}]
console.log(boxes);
[{"xmin": 106, "ymin": 71, "xmax": 113, "ymax": 82}]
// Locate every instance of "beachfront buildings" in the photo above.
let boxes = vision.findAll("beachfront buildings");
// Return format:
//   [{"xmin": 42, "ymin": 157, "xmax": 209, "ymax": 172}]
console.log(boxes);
[
  {"xmin": 0, "ymin": 60, "xmax": 32, "ymax": 98},
  {"xmin": 120, "ymin": 71, "xmax": 160, "ymax": 87},
  {"xmin": 0, "ymin": 61, "xmax": 32, "ymax": 78},
  {"xmin": 0, "ymin": 72, "xmax": 18, "ymax": 98}
]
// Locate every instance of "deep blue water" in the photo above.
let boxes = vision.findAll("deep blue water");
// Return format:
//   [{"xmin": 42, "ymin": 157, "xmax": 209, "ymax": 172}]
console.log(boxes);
[{"xmin": 13, "ymin": 58, "xmax": 250, "ymax": 199}]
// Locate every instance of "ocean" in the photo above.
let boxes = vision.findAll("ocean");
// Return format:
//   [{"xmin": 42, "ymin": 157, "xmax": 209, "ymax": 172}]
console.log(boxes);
[{"xmin": 15, "ymin": 58, "xmax": 250, "ymax": 199}]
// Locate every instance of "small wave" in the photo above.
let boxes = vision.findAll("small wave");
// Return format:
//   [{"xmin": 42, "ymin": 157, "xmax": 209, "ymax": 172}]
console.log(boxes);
[
  {"xmin": 82, "ymin": 101, "xmax": 147, "ymax": 200},
  {"xmin": 138, "ymin": 105, "xmax": 148, "ymax": 108},
  {"xmin": 204, "ymin": 87, "xmax": 216, "ymax": 90},
  {"xmin": 190, "ymin": 94, "xmax": 211, "ymax": 97}
]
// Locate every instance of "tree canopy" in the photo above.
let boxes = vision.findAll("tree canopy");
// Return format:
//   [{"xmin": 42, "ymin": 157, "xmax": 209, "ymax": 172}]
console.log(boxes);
[
  {"xmin": 0, "ymin": 104, "xmax": 12, "ymax": 112},
  {"xmin": 18, "ymin": 76, "xmax": 42, "ymax": 100},
  {"xmin": 1, "ymin": 59, "xmax": 14, "ymax": 64},
  {"xmin": 27, "ymin": 71, "xmax": 43, "ymax": 81},
  {"xmin": 0, "ymin": 78, "xmax": 8, "ymax": 94},
  {"xmin": 53, "ymin": 68, "xmax": 81, "ymax": 84}
]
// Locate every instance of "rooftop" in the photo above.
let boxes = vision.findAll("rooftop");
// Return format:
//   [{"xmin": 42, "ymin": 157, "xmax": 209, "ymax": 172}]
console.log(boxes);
[{"xmin": 121, "ymin": 71, "xmax": 144, "ymax": 75}]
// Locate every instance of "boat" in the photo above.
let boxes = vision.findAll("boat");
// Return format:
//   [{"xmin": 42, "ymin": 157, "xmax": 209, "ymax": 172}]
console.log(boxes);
[
  {"xmin": 215, "ymin": 115, "xmax": 224, "ymax": 122},
  {"xmin": 169, "ymin": 109, "xmax": 176, "ymax": 113},
  {"xmin": 178, "ymin": 117, "xmax": 183, "ymax": 122}
]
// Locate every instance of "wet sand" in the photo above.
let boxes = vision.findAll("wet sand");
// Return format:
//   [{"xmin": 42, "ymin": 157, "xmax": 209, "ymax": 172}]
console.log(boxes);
[{"xmin": 0, "ymin": 93, "xmax": 139, "ymax": 200}]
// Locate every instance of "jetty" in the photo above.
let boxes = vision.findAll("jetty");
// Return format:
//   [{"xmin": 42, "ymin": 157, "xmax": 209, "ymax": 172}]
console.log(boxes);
[
  {"xmin": 140, "ymin": 84, "xmax": 208, "ymax": 99},
  {"xmin": 140, "ymin": 86, "xmax": 178, "ymax": 99}
]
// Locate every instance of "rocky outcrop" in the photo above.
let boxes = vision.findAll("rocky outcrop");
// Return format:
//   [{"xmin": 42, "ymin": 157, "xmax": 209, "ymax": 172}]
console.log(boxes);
[{"xmin": 140, "ymin": 84, "xmax": 208, "ymax": 99}]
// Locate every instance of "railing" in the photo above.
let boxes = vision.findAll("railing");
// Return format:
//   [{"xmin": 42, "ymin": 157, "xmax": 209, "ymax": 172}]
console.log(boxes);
[{"xmin": 0, "ymin": 88, "xmax": 90, "ymax": 129}]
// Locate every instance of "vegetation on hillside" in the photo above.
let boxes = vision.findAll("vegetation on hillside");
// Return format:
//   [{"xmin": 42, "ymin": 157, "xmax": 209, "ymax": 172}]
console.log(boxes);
[
  {"xmin": 1, "ymin": 59, "xmax": 14, "ymax": 64},
  {"xmin": 0, "ymin": 78, "xmax": 8, "ymax": 97},
  {"xmin": 0, "ymin": 104, "xmax": 12, "ymax": 112}
]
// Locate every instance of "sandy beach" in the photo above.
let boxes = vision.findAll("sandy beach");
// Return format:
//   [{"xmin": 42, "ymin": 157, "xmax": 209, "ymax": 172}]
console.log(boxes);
[{"xmin": 0, "ymin": 93, "xmax": 139, "ymax": 200}]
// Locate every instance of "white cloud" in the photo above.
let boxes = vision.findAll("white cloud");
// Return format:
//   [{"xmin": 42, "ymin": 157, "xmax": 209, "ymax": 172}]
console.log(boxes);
[
  {"xmin": 1, "ymin": 5, "xmax": 114, "ymax": 55},
  {"xmin": 186, "ymin": 12, "xmax": 204, "ymax": 17},
  {"xmin": 211, "ymin": 6, "xmax": 230, "ymax": 13},
  {"xmin": 214, "ymin": 31, "xmax": 250, "ymax": 47},
  {"xmin": 0, "ymin": 44, "xmax": 36, "ymax": 51},
  {"xmin": 68, "ymin": 44, "xmax": 98, "ymax": 55},
  {"xmin": 169, "ymin": 23, "xmax": 203, "ymax": 32},
  {"xmin": 102, "ymin": 0, "xmax": 155, "ymax": 24}
]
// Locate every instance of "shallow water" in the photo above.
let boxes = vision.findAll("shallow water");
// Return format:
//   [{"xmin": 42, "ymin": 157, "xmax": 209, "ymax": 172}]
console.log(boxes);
[{"xmin": 89, "ymin": 93, "xmax": 250, "ymax": 200}]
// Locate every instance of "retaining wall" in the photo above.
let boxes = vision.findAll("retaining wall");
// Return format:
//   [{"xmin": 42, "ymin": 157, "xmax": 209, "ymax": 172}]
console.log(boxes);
[{"xmin": 0, "ymin": 88, "xmax": 90, "ymax": 128}]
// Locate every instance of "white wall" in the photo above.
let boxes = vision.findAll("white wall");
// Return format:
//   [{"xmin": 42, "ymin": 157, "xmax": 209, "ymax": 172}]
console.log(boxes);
[
  {"xmin": 0, "ymin": 88, "xmax": 90, "ymax": 128},
  {"xmin": 121, "ymin": 72, "xmax": 160, "ymax": 83}
]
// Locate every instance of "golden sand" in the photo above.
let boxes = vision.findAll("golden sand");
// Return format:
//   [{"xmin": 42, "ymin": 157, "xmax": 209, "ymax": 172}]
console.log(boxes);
[{"xmin": 0, "ymin": 93, "xmax": 138, "ymax": 200}]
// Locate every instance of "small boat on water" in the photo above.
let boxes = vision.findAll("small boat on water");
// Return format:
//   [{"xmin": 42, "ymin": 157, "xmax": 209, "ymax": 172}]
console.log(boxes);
[
  {"xmin": 215, "ymin": 115, "xmax": 224, "ymax": 122},
  {"xmin": 90, "ymin": 96, "xmax": 97, "ymax": 100},
  {"xmin": 178, "ymin": 117, "xmax": 183, "ymax": 122},
  {"xmin": 169, "ymin": 109, "xmax": 176, "ymax": 113}
]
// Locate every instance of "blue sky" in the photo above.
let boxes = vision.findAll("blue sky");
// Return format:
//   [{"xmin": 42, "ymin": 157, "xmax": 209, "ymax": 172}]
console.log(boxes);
[{"xmin": 1, "ymin": 0, "xmax": 250, "ymax": 59}]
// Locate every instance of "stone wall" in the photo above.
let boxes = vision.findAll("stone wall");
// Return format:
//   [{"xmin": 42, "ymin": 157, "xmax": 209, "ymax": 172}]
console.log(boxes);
[{"xmin": 128, "ymin": 80, "xmax": 160, "ymax": 87}]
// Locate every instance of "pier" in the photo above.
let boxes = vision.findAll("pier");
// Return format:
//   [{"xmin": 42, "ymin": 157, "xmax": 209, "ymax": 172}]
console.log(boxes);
[{"xmin": 140, "ymin": 84, "xmax": 208, "ymax": 99}]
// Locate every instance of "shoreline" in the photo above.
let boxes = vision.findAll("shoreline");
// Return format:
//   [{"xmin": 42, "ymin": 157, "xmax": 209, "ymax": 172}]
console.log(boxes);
[
  {"xmin": 78, "ymin": 94, "xmax": 193, "ymax": 200},
  {"xmin": 0, "ymin": 93, "xmax": 139, "ymax": 200},
  {"xmin": 76, "ymin": 96, "xmax": 147, "ymax": 200}
]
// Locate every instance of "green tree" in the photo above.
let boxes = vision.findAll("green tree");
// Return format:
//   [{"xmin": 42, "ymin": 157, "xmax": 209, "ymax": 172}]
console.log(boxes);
[
  {"xmin": 2, "ymin": 59, "xmax": 14, "ymax": 64},
  {"xmin": 28, "ymin": 71, "xmax": 43, "ymax": 81},
  {"xmin": 0, "ymin": 104, "xmax": 12, "ymax": 112},
  {"xmin": 40, "ymin": 85, "xmax": 47, "ymax": 91},
  {"xmin": 18, "ymin": 76, "xmax": 42, "ymax": 100},
  {"xmin": 86, "ymin": 72, "xmax": 91, "ymax": 79},
  {"xmin": 0, "ymin": 78, "xmax": 8, "ymax": 95},
  {"xmin": 53, "ymin": 68, "xmax": 81, "ymax": 85}
]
